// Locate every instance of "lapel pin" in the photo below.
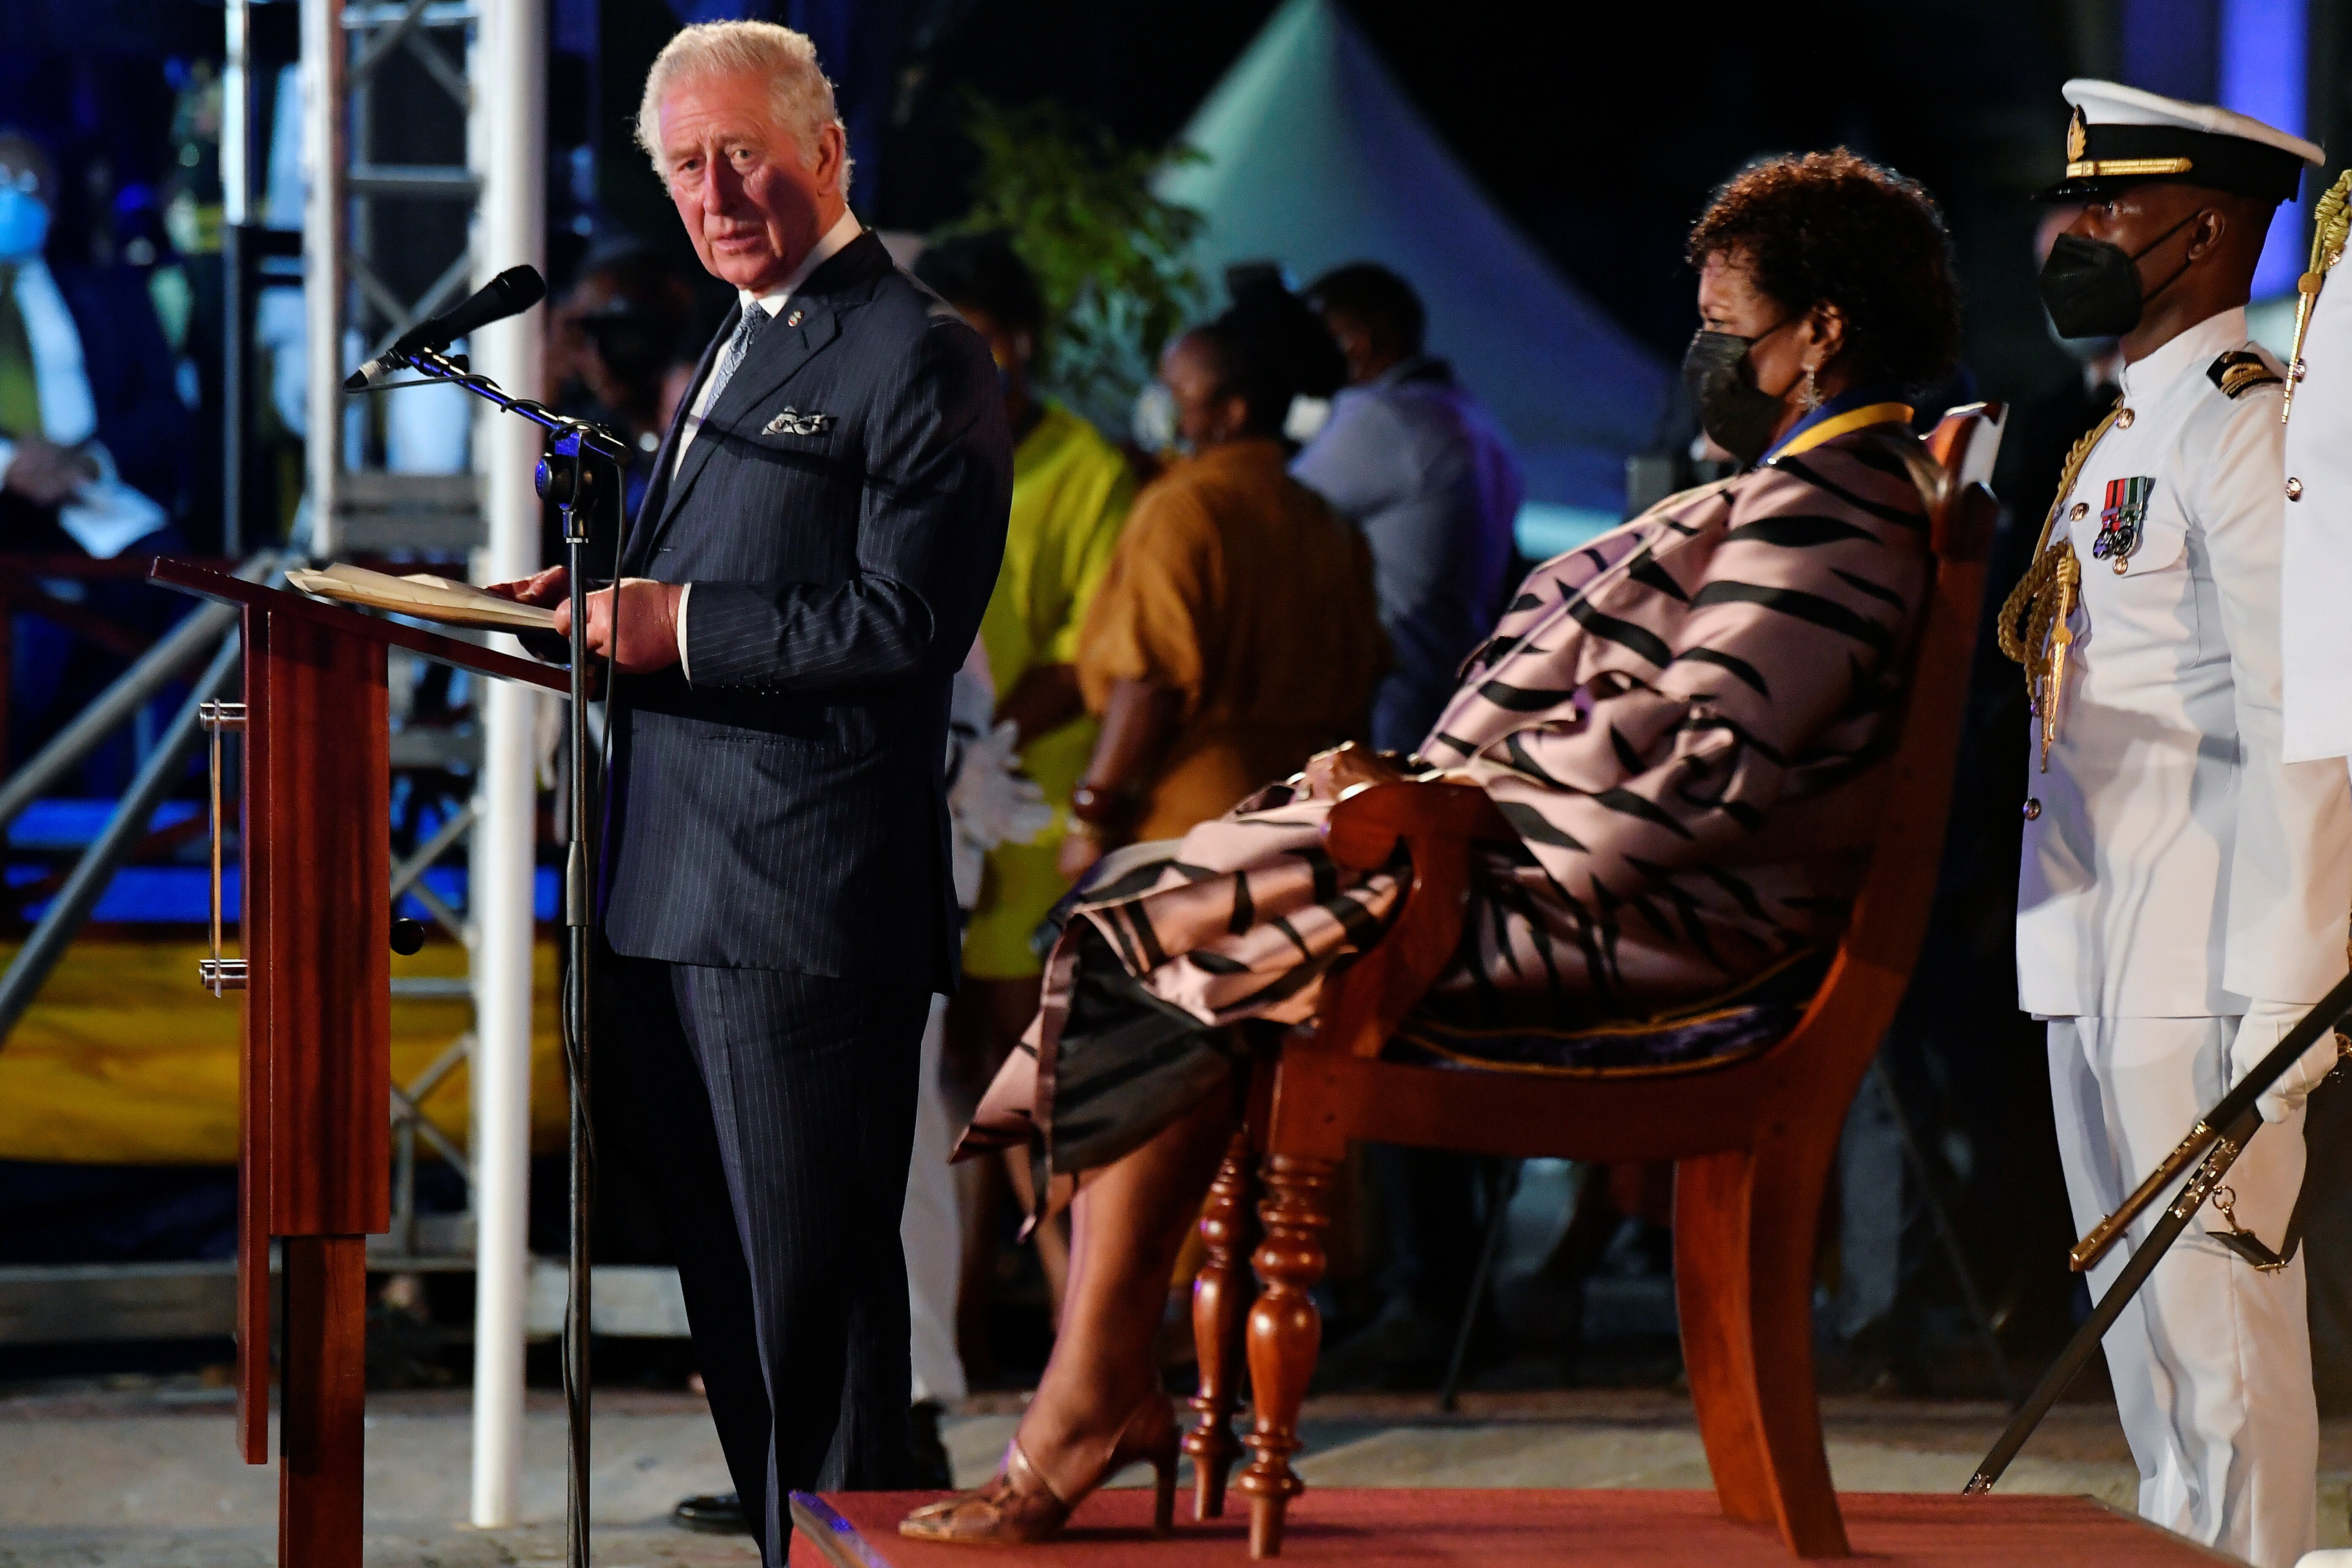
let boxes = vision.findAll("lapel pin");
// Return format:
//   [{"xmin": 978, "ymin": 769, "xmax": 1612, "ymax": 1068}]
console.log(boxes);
[{"xmin": 785, "ymin": 308, "xmax": 804, "ymax": 328}]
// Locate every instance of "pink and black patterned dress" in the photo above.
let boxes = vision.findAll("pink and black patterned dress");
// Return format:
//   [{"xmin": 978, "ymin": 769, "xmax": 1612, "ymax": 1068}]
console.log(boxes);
[{"xmin": 967, "ymin": 418, "xmax": 1936, "ymax": 1178}]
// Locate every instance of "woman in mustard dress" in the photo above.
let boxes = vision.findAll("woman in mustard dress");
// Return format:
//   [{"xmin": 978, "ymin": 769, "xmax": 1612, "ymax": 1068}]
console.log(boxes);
[{"xmin": 1056, "ymin": 275, "xmax": 1386, "ymax": 877}]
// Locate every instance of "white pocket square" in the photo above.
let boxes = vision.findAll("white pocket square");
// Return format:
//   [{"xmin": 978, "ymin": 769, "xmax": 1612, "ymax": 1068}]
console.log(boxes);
[{"xmin": 762, "ymin": 407, "xmax": 831, "ymax": 437}]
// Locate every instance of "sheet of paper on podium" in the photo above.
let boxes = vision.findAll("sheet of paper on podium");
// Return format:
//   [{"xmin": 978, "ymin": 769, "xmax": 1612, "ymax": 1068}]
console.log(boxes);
[{"xmin": 285, "ymin": 562, "xmax": 557, "ymax": 632}]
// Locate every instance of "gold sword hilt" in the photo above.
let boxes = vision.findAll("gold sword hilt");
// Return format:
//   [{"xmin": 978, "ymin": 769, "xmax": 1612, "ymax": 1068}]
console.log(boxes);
[
  {"xmin": 2286, "ymin": 276, "xmax": 2322, "ymax": 423},
  {"xmin": 2038, "ymin": 577, "xmax": 2077, "ymax": 774},
  {"xmin": 2071, "ymin": 1121, "xmax": 2218, "ymax": 1271}
]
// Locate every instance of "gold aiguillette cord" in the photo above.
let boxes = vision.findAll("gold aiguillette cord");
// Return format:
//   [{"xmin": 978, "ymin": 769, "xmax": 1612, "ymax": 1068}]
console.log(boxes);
[
  {"xmin": 1998, "ymin": 407, "xmax": 2115, "ymax": 769},
  {"xmin": 2286, "ymin": 171, "xmax": 2352, "ymax": 424}
]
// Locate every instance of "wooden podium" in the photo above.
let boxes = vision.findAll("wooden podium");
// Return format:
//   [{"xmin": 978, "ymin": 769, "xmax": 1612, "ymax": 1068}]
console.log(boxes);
[{"xmin": 151, "ymin": 559, "xmax": 566, "ymax": 1565}]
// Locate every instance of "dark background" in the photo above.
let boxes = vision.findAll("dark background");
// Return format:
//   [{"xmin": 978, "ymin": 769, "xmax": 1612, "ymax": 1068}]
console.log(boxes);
[{"xmin": 9, "ymin": 0, "xmax": 2345, "ymax": 450}]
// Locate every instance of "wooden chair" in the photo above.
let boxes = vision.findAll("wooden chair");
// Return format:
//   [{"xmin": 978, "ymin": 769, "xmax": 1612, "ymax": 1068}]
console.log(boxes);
[{"xmin": 1182, "ymin": 406, "xmax": 2004, "ymax": 1559}]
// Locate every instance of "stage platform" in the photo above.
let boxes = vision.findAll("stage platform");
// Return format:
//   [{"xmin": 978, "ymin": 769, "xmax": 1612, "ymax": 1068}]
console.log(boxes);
[{"xmin": 786, "ymin": 1487, "xmax": 2231, "ymax": 1567}]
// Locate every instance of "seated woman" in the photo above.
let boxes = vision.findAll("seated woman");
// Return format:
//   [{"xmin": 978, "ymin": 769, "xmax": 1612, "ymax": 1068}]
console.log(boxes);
[{"xmin": 902, "ymin": 149, "xmax": 1963, "ymax": 1546}]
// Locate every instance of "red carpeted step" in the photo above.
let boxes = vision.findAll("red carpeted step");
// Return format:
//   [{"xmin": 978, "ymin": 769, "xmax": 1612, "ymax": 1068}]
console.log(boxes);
[{"xmin": 789, "ymin": 1488, "xmax": 2224, "ymax": 1567}]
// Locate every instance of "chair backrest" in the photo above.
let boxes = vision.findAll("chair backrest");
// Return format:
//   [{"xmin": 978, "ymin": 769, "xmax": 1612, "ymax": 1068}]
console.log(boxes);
[{"xmin": 1749, "ymin": 403, "xmax": 2004, "ymax": 1086}]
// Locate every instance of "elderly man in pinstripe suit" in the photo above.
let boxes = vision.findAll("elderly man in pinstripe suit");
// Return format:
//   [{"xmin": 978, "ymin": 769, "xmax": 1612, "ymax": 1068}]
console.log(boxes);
[{"xmin": 493, "ymin": 22, "xmax": 1010, "ymax": 1558}]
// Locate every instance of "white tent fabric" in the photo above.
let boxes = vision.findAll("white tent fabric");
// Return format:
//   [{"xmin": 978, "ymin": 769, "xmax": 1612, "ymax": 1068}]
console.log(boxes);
[{"xmin": 1155, "ymin": 0, "xmax": 1670, "ymax": 544}]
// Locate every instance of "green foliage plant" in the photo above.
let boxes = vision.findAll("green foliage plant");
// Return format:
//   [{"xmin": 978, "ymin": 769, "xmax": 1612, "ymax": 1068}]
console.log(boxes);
[{"xmin": 938, "ymin": 96, "xmax": 1209, "ymax": 436}]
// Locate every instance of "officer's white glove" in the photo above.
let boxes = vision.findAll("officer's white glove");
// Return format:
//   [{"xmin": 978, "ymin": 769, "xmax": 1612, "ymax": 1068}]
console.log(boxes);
[
  {"xmin": 947, "ymin": 719, "xmax": 1055, "ymax": 853},
  {"xmin": 2230, "ymin": 998, "xmax": 2342, "ymax": 1124}
]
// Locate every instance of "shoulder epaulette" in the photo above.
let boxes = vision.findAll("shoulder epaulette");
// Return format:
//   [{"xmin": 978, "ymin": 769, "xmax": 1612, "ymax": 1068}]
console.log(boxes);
[{"xmin": 2208, "ymin": 349, "xmax": 2282, "ymax": 400}]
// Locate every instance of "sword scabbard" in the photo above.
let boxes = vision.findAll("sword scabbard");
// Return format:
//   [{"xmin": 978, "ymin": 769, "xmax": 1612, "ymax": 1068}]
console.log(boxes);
[{"xmin": 2070, "ymin": 1121, "xmax": 2216, "ymax": 1272}]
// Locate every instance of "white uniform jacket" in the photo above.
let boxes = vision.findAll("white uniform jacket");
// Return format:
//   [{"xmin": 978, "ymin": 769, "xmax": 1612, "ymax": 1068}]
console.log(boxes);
[
  {"xmin": 2283, "ymin": 267, "xmax": 2352, "ymax": 762},
  {"xmin": 2017, "ymin": 306, "xmax": 2352, "ymax": 1017}
]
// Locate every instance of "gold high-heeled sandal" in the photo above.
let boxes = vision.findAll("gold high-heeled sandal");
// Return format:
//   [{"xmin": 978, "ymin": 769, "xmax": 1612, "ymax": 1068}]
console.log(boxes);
[{"xmin": 898, "ymin": 1390, "xmax": 1179, "ymax": 1545}]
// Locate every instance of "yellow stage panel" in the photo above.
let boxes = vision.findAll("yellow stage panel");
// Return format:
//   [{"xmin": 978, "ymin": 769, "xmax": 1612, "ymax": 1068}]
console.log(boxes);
[{"xmin": 0, "ymin": 940, "xmax": 567, "ymax": 1165}]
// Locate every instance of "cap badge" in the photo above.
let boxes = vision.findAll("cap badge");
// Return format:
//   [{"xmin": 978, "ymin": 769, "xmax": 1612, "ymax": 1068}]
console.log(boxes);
[
  {"xmin": 2067, "ymin": 106, "xmax": 2088, "ymax": 163},
  {"xmin": 2091, "ymin": 475, "xmax": 2154, "ymax": 568}
]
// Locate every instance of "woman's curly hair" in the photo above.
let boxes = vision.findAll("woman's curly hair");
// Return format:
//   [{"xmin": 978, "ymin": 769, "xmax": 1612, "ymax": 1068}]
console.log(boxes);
[{"xmin": 1686, "ymin": 149, "xmax": 1961, "ymax": 395}]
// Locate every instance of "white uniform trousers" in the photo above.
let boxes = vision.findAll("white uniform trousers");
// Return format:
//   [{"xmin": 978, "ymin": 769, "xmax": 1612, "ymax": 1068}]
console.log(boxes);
[
  {"xmin": 903, "ymin": 996, "xmax": 968, "ymax": 1407},
  {"xmin": 2047, "ymin": 1016, "xmax": 2315, "ymax": 1568}
]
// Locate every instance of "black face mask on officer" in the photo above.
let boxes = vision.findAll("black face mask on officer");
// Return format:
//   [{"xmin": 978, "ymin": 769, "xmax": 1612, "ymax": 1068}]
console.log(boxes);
[
  {"xmin": 1682, "ymin": 317, "xmax": 1797, "ymax": 466},
  {"xmin": 2038, "ymin": 211, "xmax": 2200, "ymax": 340}
]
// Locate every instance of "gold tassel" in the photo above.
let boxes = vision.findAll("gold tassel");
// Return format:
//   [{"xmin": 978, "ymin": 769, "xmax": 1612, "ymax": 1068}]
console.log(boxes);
[
  {"xmin": 1998, "ymin": 406, "xmax": 2118, "ymax": 769},
  {"xmin": 2286, "ymin": 170, "xmax": 2352, "ymax": 424}
]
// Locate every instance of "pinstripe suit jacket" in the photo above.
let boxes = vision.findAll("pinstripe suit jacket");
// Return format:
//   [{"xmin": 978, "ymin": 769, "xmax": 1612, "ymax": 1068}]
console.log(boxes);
[{"xmin": 602, "ymin": 231, "xmax": 1013, "ymax": 989}]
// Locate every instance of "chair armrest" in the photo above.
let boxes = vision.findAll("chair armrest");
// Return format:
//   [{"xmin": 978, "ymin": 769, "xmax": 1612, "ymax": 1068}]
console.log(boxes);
[
  {"xmin": 1321, "ymin": 780, "xmax": 1510, "ymax": 871},
  {"xmin": 1314, "ymin": 781, "xmax": 1509, "ymax": 1058}
]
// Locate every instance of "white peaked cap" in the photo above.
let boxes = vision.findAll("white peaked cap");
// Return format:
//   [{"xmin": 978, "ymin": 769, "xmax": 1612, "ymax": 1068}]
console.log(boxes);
[{"xmin": 2063, "ymin": 79, "xmax": 2323, "ymax": 166}]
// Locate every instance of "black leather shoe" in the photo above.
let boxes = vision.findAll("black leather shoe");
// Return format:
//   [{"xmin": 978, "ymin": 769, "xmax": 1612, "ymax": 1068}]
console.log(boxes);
[
  {"xmin": 910, "ymin": 1399, "xmax": 954, "ymax": 1490},
  {"xmin": 672, "ymin": 1492, "xmax": 750, "ymax": 1535}
]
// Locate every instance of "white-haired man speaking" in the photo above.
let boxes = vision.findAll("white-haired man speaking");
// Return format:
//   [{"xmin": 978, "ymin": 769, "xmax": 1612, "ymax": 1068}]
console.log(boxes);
[{"xmin": 491, "ymin": 22, "xmax": 1011, "ymax": 1556}]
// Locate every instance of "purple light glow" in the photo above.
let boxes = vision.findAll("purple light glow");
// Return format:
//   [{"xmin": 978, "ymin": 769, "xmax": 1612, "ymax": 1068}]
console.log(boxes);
[{"xmin": 2218, "ymin": 0, "xmax": 2308, "ymax": 298}]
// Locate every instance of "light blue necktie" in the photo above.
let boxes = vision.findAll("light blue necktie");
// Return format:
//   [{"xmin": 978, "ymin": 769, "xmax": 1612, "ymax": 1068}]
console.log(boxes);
[{"xmin": 702, "ymin": 302, "xmax": 770, "ymax": 412}]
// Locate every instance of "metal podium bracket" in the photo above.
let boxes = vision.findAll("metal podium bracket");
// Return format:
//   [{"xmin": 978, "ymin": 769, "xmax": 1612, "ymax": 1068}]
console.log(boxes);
[{"xmin": 201, "ymin": 700, "xmax": 251, "ymax": 996}]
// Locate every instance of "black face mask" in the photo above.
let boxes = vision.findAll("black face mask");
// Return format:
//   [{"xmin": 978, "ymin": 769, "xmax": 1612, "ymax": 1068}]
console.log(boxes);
[
  {"xmin": 2038, "ymin": 213, "xmax": 2198, "ymax": 340},
  {"xmin": 1682, "ymin": 319, "xmax": 1794, "ymax": 465}
]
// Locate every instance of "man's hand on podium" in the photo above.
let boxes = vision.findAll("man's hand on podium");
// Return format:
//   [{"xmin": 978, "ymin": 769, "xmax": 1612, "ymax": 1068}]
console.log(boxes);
[{"xmin": 484, "ymin": 566, "xmax": 684, "ymax": 675}]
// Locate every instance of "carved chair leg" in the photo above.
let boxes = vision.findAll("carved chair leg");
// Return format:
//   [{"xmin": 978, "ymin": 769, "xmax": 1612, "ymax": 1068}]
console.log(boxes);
[
  {"xmin": 1186, "ymin": 1128, "xmax": 1260, "ymax": 1520},
  {"xmin": 1238, "ymin": 1152, "xmax": 1337, "ymax": 1559}
]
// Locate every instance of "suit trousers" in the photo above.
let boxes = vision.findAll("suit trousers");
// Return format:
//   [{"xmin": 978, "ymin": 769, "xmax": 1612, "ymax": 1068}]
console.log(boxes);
[
  {"xmin": 609, "ymin": 956, "xmax": 929, "ymax": 1563},
  {"xmin": 2047, "ymin": 1016, "xmax": 2316, "ymax": 1568}
]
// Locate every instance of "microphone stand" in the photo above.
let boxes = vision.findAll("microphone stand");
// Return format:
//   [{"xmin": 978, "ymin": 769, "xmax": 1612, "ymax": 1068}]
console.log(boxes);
[{"xmin": 347, "ymin": 344, "xmax": 626, "ymax": 1568}]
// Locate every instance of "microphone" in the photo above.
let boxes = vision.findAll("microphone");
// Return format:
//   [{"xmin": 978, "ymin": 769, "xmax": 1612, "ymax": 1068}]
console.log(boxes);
[{"xmin": 345, "ymin": 264, "xmax": 546, "ymax": 389}]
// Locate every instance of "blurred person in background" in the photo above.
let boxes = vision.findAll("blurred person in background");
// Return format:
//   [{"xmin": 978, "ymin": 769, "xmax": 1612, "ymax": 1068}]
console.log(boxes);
[
  {"xmin": 0, "ymin": 128, "xmax": 191, "ymax": 780},
  {"xmin": 911, "ymin": 231, "xmax": 1136, "ymax": 1380},
  {"xmin": 1055, "ymin": 273, "xmax": 1383, "ymax": 886},
  {"xmin": 1294, "ymin": 262, "xmax": 1522, "ymax": 753},
  {"xmin": 547, "ymin": 240, "xmax": 697, "ymax": 526},
  {"xmin": 0, "ymin": 129, "xmax": 186, "ymax": 559},
  {"xmin": 1289, "ymin": 260, "xmax": 1524, "ymax": 1385}
]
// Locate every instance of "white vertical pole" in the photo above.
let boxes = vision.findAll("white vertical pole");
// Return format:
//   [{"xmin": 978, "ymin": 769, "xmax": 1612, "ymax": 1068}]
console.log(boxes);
[
  {"xmin": 222, "ymin": 0, "xmax": 249, "ymax": 229},
  {"xmin": 468, "ymin": 0, "xmax": 547, "ymax": 1531},
  {"xmin": 299, "ymin": 0, "xmax": 344, "ymax": 559}
]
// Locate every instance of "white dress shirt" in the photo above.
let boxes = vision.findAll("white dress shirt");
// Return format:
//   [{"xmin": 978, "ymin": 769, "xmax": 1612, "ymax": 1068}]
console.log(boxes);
[
  {"xmin": 2015, "ymin": 305, "xmax": 2352, "ymax": 1015},
  {"xmin": 669, "ymin": 207, "xmax": 862, "ymax": 678}
]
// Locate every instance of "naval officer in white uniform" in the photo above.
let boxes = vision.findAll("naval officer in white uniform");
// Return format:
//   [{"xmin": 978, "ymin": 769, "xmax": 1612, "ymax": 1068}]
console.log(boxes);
[{"xmin": 2007, "ymin": 81, "xmax": 2352, "ymax": 1568}]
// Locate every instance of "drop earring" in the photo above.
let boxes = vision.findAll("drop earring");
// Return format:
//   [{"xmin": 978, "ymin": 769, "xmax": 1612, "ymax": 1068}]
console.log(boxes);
[{"xmin": 1798, "ymin": 362, "xmax": 1824, "ymax": 411}]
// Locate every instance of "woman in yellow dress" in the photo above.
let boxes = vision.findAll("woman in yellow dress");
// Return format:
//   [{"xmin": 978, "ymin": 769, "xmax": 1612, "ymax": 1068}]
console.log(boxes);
[{"xmin": 913, "ymin": 235, "xmax": 1138, "ymax": 1366}]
